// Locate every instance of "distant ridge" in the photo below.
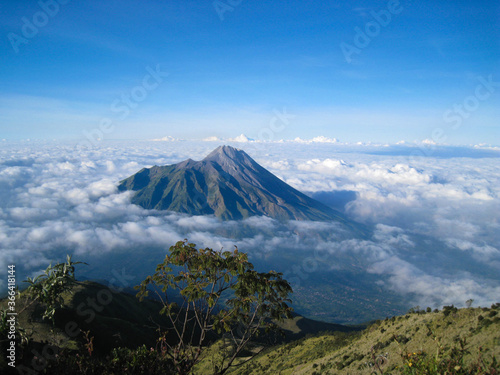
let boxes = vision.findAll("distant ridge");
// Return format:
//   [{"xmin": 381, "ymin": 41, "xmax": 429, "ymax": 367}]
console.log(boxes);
[{"xmin": 119, "ymin": 145, "xmax": 352, "ymax": 223}]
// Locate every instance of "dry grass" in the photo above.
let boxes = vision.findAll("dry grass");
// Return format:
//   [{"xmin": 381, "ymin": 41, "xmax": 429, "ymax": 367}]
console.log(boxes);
[{"xmin": 211, "ymin": 305, "xmax": 500, "ymax": 374}]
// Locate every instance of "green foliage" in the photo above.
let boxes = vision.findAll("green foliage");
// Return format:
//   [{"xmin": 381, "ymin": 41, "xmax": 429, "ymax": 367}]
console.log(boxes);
[
  {"xmin": 443, "ymin": 305, "xmax": 458, "ymax": 317},
  {"xmin": 0, "ymin": 255, "xmax": 85, "ymax": 374},
  {"xmin": 0, "ymin": 308, "xmax": 8, "ymax": 337},
  {"xmin": 4, "ymin": 253, "xmax": 498, "ymax": 375},
  {"xmin": 0, "ymin": 307, "xmax": 29, "ymax": 348},
  {"xmin": 24, "ymin": 255, "xmax": 86, "ymax": 323},
  {"xmin": 400, "ymin": 338, "xmax": 498, "ymax": 375},
  {"xmin": 44, "ymin": 343, "xmax": 175, "ymax": 374},
  {"xmin": 407, "ymin": 306, "xmax": 421, "ymax": 314},
  {"xmin": 136, "ymin": 240, "xmax": 293, "ymax": 375}
]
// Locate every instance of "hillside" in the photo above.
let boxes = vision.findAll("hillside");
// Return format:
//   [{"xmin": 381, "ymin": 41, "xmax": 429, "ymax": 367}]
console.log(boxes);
[
  {"xmin": 0, "ymin": 281, "xmax": 175, "ymax": 360},
  {"xmin": 213, "ymin": 305, "xmax": 499, "ymax": 374},
  {"xmin": 0, "ymin": 280, "xmax": 357, "ymax": 373},
  {"xmin": 2, "ymin": 279, "xmax": 498, "ymax": 374}
]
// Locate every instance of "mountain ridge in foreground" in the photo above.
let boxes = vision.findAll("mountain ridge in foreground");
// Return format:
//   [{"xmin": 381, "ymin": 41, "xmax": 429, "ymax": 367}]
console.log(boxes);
[
  {"xmin": 2, "ymin": 281, "xmax": 498, "ymax": 374},
  {"xmin": 0, "ymin": 280, "xmax": 358, "ymax": 373},
  {"xmin": 119, "ymin": 145, "xmax": 351, "ymax": 223},
  {"xmin": 215, "ymin": 304, "xmax": 500, "ymax": 374}
]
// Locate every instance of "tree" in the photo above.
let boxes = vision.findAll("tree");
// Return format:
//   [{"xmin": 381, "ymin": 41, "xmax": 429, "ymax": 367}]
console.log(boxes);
[{"xmin": 136, "ymin": 240, "xmax": 293, "ymax": 375}]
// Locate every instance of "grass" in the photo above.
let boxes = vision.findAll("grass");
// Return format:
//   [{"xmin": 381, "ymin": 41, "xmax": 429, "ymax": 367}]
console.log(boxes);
[{"xmin": 215, "ymin": 305, "xmax": 500, "ymax": 374}]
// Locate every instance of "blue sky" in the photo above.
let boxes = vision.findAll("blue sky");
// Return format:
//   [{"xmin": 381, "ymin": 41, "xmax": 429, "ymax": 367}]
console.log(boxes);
[{"xmin": 0, "ymin": 0, "xmax": 499, "ymax": 144}]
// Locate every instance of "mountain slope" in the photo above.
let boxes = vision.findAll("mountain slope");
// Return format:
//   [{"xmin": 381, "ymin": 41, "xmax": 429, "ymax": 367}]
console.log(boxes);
[
  {"xmin": 119, "ymin": 145, "xmax": 351, "ymax": 222},
  {"xmin": 200, "ymin": 305, "xmax": 500, "ymax": 374},
  {"xmin": 0, "ymin": 280, "xmax": 358, "ymax": 373}
]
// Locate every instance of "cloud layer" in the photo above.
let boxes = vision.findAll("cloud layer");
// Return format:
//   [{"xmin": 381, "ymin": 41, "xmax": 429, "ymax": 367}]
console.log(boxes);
[{"xmin": 1, "ymin": 140, "xmax": 498, "ymax": 321}]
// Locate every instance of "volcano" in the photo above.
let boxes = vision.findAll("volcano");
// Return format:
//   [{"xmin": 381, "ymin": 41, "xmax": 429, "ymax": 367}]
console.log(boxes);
[{"xmin": 118, "ymin": 145, "xmax": 349, "ymax": 222}]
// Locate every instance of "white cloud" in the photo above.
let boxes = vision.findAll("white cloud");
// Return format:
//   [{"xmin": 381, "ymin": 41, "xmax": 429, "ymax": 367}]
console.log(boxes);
[
  {"xmin": 445, "ymin": 238, "xmax": 500, "ymax": 260},
  {"xmin": 228, "ymin": 134, "xmax": 253, "ymax": 142},
  {"xmin": 202, "ymin": 136, "xmax": 221, "ymax": 142},
  {"xmin": 291, "ymin": 136, "xmax": 340, "ymax": 144},
  {"xmin": 369, "ymin": 255, "xmax": 500, "ymax": 308},
  {"xmin": 151, "ymin": 136, "xmax": 178, "ymax": 142},
  {"xmin": 0, "ymin": 140, "xmax": 498, "ymax": 315}
]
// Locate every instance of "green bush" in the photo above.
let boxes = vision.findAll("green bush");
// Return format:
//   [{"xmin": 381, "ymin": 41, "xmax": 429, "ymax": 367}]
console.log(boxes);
[
  {"xmin": 399, "ymin": 338, "xmax": 498, "ymax": 375},
  {"xmin": 443, "ymin": 305, "xmax": 458, "ymax": 317},
  {"xmin": 44, "ymin": 344, "xmax": 175, "ymax": 374}
]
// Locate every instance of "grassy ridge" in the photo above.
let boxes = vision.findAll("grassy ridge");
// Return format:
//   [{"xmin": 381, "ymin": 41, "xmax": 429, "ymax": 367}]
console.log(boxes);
[{"xmin": 220, "ymin": 305, "xmax": 499, "ymax": 374}]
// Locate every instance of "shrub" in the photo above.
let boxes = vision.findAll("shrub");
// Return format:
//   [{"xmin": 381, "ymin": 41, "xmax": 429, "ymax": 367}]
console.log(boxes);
[
  {"xmin": 399, "ymin": 338, "xmax": 498, "ymax": 375},
  {"xmin": 443, "ymin": 305, "xmax": 458, "ymax": 317}
]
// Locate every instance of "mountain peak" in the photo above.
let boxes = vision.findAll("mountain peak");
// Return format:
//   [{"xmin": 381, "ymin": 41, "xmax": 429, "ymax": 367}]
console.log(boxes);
[
  {"xmin": 203, "ymin": 145, "xmax": 255, "ymax": 168},
  {"xmin": 118, "ymin": 146, "xmax": 353, "ymax": 223},
  {"xmin": 204, "ymin": 145, "xmax": 242, "ymax": 159}
]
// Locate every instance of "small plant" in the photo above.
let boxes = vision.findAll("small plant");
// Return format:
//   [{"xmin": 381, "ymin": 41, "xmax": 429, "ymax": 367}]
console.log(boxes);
[
  {"xmin": 82, "ymin": 330, "xmax": 94, "ymax": 357},
  {"xmin": 369, "ymin": 347, "xmax": 389, "ymax": 374},
  {"xmin": 0, "ymin": 255, "xmax": 85, "ymax": 374},
  {"xmin": 399, "ymin": 337, "xmax": 498, "ymax": 375},
  {"xmin": 407, "ymin": 306, "xmax": 420, "ymax": 314},
  {"xmin": 23, "ymin": 255, "xmax": 86, "ymax": 324}
]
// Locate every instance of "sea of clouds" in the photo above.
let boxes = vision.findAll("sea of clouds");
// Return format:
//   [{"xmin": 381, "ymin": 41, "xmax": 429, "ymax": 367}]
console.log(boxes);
[{"xmin": 0, "ymin": 139, "xmax": 499, "ymax": 319}]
